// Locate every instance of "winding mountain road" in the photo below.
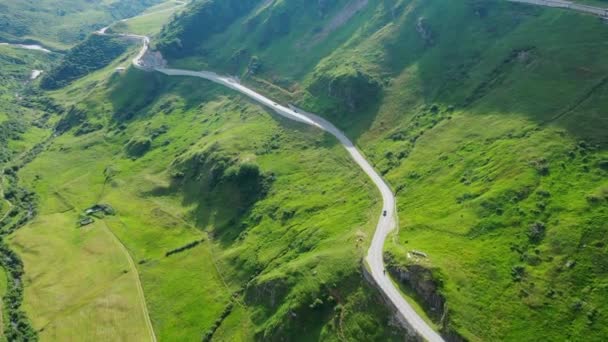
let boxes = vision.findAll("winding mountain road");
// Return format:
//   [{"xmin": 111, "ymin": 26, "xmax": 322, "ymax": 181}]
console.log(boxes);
[
  {"xmin": 134, "ymin": 3, "xmax": 608, "ymax": 340},
  {"xmin": 119, "ymin": 4, "xmax": 443, "ymax": 341},
  {"xmin": 152, "ymin": 69, "xmax": 444, "ymax": 341},
  {"xmin": 12, "ymin": 0, "xmax": 604, "ymax": 340},
  {"xmin": 507, "ymin": 0, "xmax": 608, "ymax": 17}
]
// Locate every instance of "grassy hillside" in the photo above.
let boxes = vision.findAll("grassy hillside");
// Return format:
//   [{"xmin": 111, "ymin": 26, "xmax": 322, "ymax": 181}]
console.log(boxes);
[
  {"xmin": 0, "ymin": 45, "xmax": 58, "ymax": 186},
  {"xmin": 109, "ymin": 0, "xmax": 188, "ymax": 37},
  {"xmin": 0, "ymin": 45, "xmax": 59, "ymax": 341},
  {"xmin": 0, "ymin": 0, "xmax": 162, "ymax": 50},
  {"xmin": 8, "ymin": 38, "xmax": 406, "ymax": 340},
  {"xmin": 1, "ymin": 0, "xmax": 605, "ymax": 340},
  {"xmin": 156, "ymin": 0, "xmax": 608, "ymax": 340},
  {"xmin": 40, "ymin": 34, "xmax": 131, "ymax": 90}
]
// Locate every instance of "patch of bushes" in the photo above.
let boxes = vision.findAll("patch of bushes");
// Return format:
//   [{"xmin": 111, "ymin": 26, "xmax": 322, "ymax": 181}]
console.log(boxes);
[
  {"xmin": 0, "ymin": 168, "xmax": 40, "ymax": 341},
  {"xmin": 202, "ymin": 301, "xmax": 234, "ymax": 342},
  {"xmin": 256, "ymin": 133, "xmax": 281, "ymax": 155},
  {"xmin": 530, "ymin": 158, "xmax": 550, "ymax": 176},
  {"xmin": 511, "ymin": 265, "xmax": 525, "ymax": 282},
  {"xmin": 175, "ymin": 146, "xmax": 272, "ymax": 206},
  {"xmin": 222, "ymin": 162, "xmax": 266, "ymax": 198},
  {"xmin": 148, "ymin": 124, "xmax": 169, "ymax": 139},
  {"xmin": 0, "ymin": 243, "xmax": 37, "ymax": 341},
  {"xmin": 0, "ymin": 119, "xmax": 28, "ymax": 163},
  {"xmin": 165, "ymin": 239, "xmax": 204, "ymax": 257},
  {"xmin": 456, "ymin": 192, "xmax": 480, "ymax": 204},
  {"xmin": 527, "ymin": 221, "xmax": 546, "ymax": 244},
  {"xmin": 75, "ymin": 121, "xmax": 104, "ymax": 136}
]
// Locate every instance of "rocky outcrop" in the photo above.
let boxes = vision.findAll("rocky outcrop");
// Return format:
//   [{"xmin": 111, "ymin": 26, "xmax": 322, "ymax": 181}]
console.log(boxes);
[
  {"xmin": 385, "ymin": 252, "xmax": 445, "ymax": 321},
  {"xmin": 140, "ymin": 49, "xmax": 166, "ymax": 69},
  {"xmin": 416, "ymin": 17, "xmax": 435, "ymax": 46},
  {"xmin": 384, "ymin": 252, "xmax": 466, "ymax": 342},
  {"xmin": 361, "ymin": 263, "xmax": 424, "ymax": 341},
  {"xmin": 244, "ymin": 276, "xmax": 289, "ymax": 310},
  {"xmin": 309, "ymin": 67, "xmax": 381, "ymax": 113}
]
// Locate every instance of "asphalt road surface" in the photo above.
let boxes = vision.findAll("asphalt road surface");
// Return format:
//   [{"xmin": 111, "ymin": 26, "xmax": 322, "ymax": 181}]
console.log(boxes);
[{"xmin": 154, "ymin": 67, "xmax": 446, "ymax": 342}]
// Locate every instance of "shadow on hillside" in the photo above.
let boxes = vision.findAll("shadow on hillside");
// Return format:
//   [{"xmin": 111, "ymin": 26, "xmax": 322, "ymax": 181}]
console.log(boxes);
[
  {"xmin": 394, "ymin": 0, "xmax": 608, "ymax": 146},
  {"xmin": 107, "ymin": 68, "xmax": 349, "ymax": 248},
  {"xmin": 144, "ymin": 176, "xmax": 262, "ymax": 247},
  {"xmin": 295, "ymin": 0, "xmax": 608, "ymax": 147},
  {"xmin": 107, "ymin": 68, "xmax": 343, "ymax": 151},
  {"xmin": 107, "ymin": 68, "xmax": 228, "ymax": 122}
]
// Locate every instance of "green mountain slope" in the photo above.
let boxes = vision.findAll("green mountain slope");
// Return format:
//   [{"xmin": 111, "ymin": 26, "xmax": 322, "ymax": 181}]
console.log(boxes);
[
  {"xmin": 155, "ymin": 0, "xmax": 608, "ymax": 340},
  {"xmin": 0, "ymin": 0, "xmax": 606, "ymax": 341},
  {"xmin": 0, "ymin": 0, "xmax": 161, "ymax": 49},
  {"xmin": 40, "ymin": 34, "xmax": 131, "ymax": 90},
  {"xmin": 7, "ymin": 47, "xmax": 405, "ymax": 340}
]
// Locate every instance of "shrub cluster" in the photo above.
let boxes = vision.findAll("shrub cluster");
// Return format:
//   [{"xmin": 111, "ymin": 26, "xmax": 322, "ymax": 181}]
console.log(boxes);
[
  {"xmin": 165, "ymin": 239, "xmax": 204, "ymax": 257},
  {"xmin": 0, "ymin": 172, "xmax": 38, "ymax": 340},
  {"xmin": 202, "ymin": 302, "xmax": 234, "ymax": 342}
]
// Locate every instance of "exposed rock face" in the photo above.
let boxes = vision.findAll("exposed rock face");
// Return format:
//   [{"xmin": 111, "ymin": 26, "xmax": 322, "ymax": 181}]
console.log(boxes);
[
  {"xmin": 384, "ymin": 252, "xmax": 466, "ymax": 342},
  {"xmin": 141, "ymin": 49, "xmax": 167, "ymax": 69},
  {"xmin": 243, "ymin": 276, "xmax": 302, "ymax": 341},
  {"xmin": 416, "ymin": 17, "xmax": 435, "ymax": 46},
  {"xmin": 309, "ymin": 68, "xmax": 381, "ymax": 113},
  {"xmin": 385, "ymin": 252, "xmax": 445, "ymax": 321},
  {"xmin": 245, "ymin": 277, "xmax": 289, "ymax": 309}
]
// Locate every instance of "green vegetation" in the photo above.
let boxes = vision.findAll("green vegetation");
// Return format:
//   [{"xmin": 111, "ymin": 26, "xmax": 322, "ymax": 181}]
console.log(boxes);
[
  {"xmin": 0, "ymin": 266, "xmax": 6, "ymax": 341},
  {"xmin": 157, "ymin": 0, "xmax": 261, "ymax": 59},
  {"xmin": 125, "ymin": 135, "xmax": 153, "ymax": 158},
  {"xmin": 156, "ymin": 0, "xmax": 608, "ymax": 340},
  {"xmin": 11, "ymin": 59, "xmax": 404, "ymax": 341},
  {"xmin": 109, "ymin": 0, "xmax": 188, "ymax": 37},
  {"xmin": 1, "ymin": 0, "xmax": 606, "ymax": 340},
  {"xmin": 40, "ymin": 34, "xmax": 130, "ymax": 90},
  {"xmin": 0, "ymin": 44, "xmax": 61, "ymax": 342},
  {"xmin": 0, "ymin": 46, "xmax": 57, "ymax": 151},
  {"xmin": 0, "ymin": 0, "xmax": 162, "ymax": 49}
]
